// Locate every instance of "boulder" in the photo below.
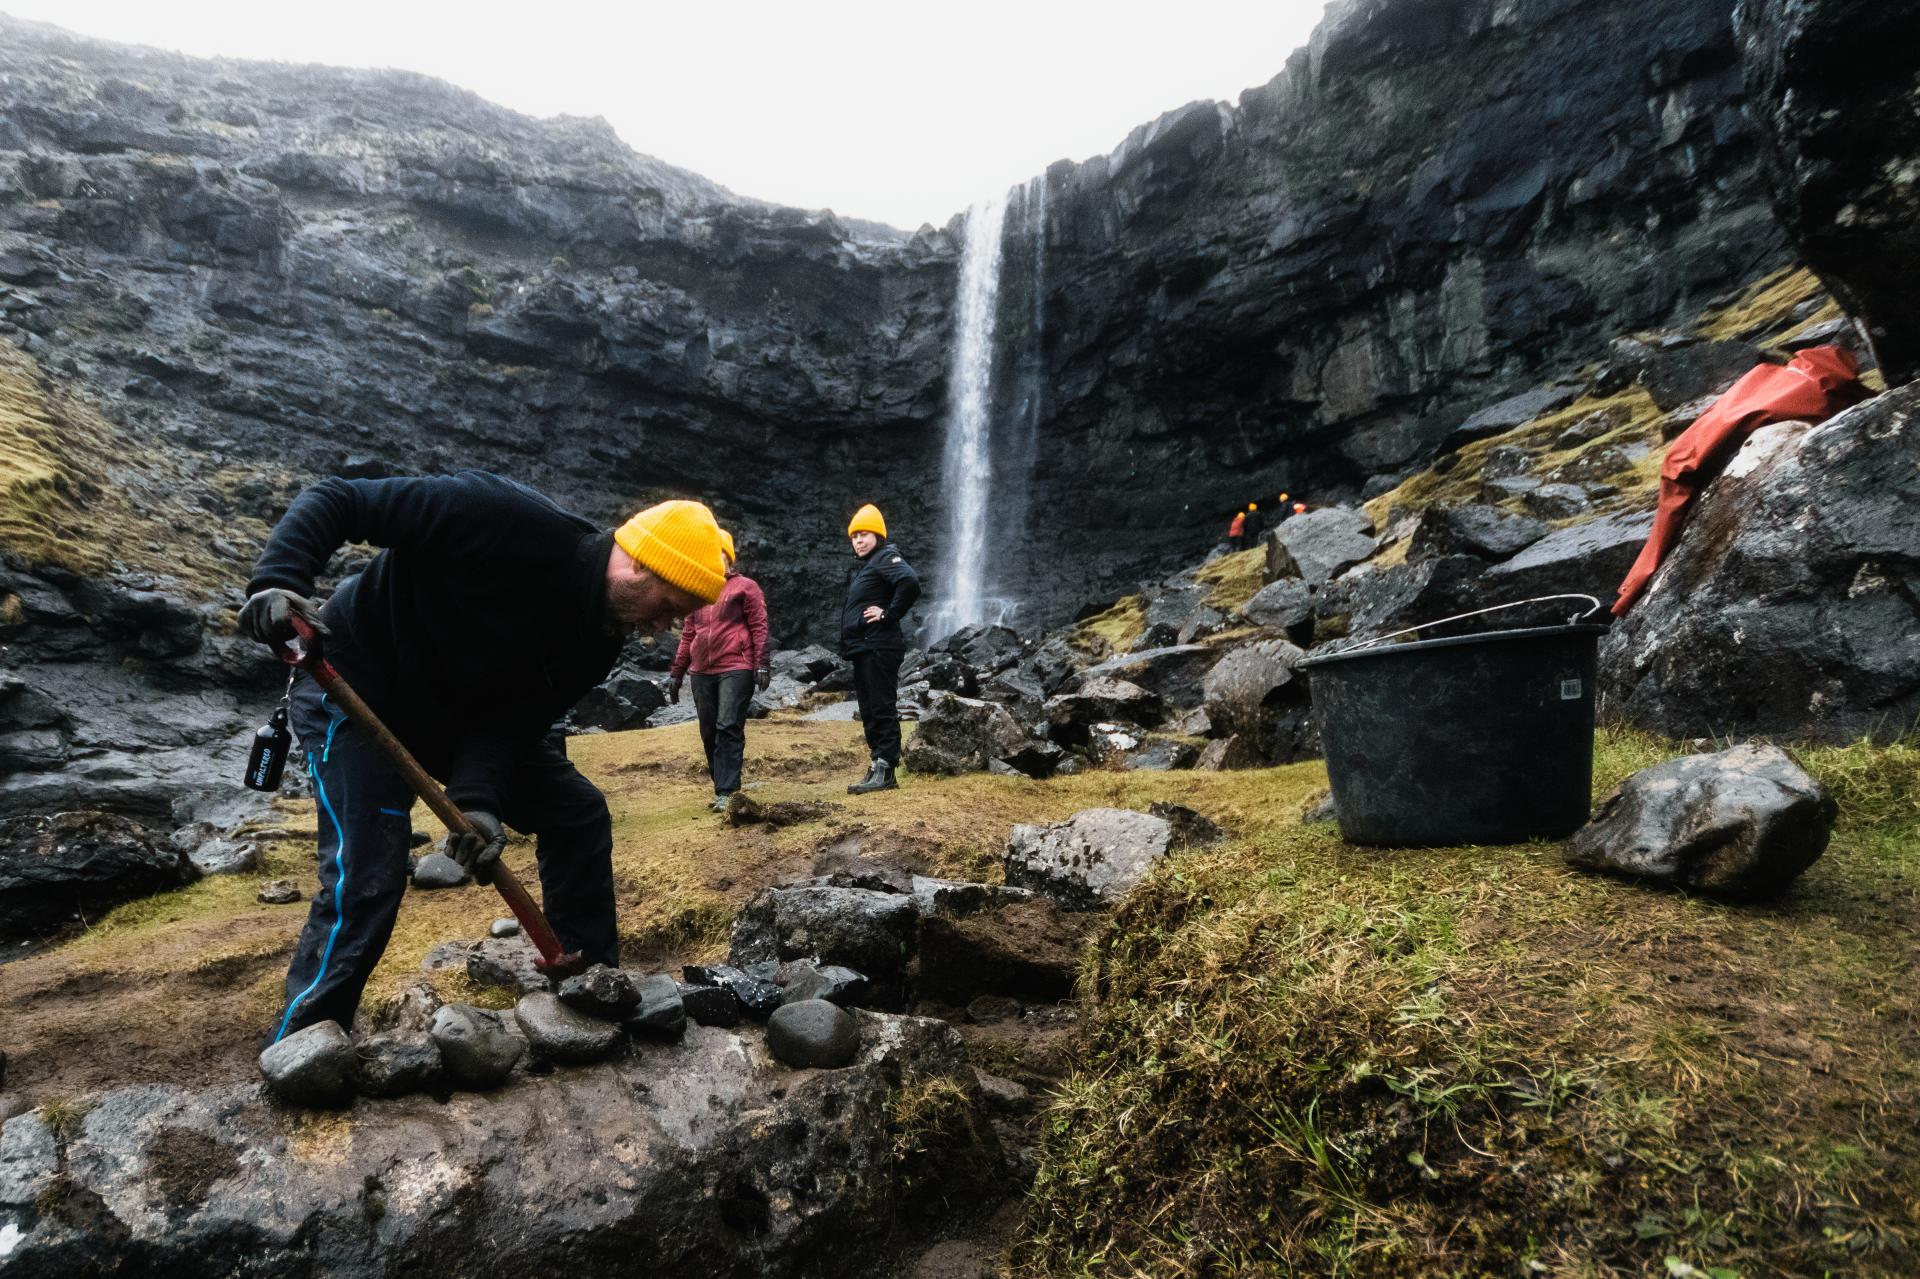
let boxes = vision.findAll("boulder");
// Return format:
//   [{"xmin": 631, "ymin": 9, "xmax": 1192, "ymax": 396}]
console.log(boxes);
[
  {"xmin": 0, "ymin": 811, "xmax": 196, "ymax": 939},
  {"xmin": 429, "ymin": 1004, "xmax": 525, "ymax": 1089},
  {"xmin": 1479, "ymin": 443, "xmax": 1535, "ymax": 481},
  {"xmin": 354, "ymin": 1031, "xmax": 443, "ymax": 1098},
  {"xmin": 1042, "ymin": 677, "xmax": 1164, "ymax": 745},
  {"xmin": 900, "ymin": 693, "xmax": 1028, "ymax": 776},
  {"xmin": 258, "ymin": 1021, "xmax": 358, "ymax": 1108},
  {"xmin": 516, "ymin": 992, "xmax": 626, "ymax": 1064},
  {"xmin": 1334, "ymin": 555, "xmax": 1486, "ymax": 640},
  {"xmin": 1004, "ymin": 808, "xmax": 1175, "ymax": 910},
  {"xmin": 567, "ymin": 673, "xmax": 667, "ymax": 732},
  {"xmin": 1068, "ymin": 645, "xmax": 1217, "ymax": 710},
  {"xmin": 772, "ymin": 645, "xmax": 848, "ymax": 685},
  {"xmin": 728, "ymin": 884, "xmax": 920, "ymax": 1003},
  {"xmin": 1603, "ymin": 390, "xmax": 1920, "ymax": 742},
  {"xmin": 1566, "ymin": 745, "xmax": 1837, "ymax": 897},
  {"xmin": 1480, "ymin": 510, "xmax": 1655, "ymax": 605},
  {"xmin": 1239, "ymin": 579, "xmax": 1316, "ymax": 638},
  {"xmin": 766, "ymin": 1000, "xmax": 861, "ymax": 1070},
  {"xmin": 1200, "ymin": 640, "xmax": 1317, "ymax": 764},
  {"xmin": 1149, "ymin": 803, "xmax": 1226, "ymax": 847},
  {"xmin": 1407, "ymin": 504, "xmax": 1549, "ymax": 562},
  {"xmin": 1263, "ymin": 508, "xmax": 1378, "ymax": 586},
  {"xmin": 557, "ymin": 964, "xmax": 642, "ymax": 1019},
  {"xmin": 930, "ymin": 624, "xmax": 1024, "ymax": 674},
  {"xmin": 624, "ymin": 974, "xmax": 688, "ymax": 1037}
]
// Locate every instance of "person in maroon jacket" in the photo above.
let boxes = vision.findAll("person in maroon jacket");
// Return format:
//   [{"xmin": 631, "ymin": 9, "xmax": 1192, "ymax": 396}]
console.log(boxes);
[{"xmin": 668, "ymin": 530, "xmax": 772, "ymax": 811}]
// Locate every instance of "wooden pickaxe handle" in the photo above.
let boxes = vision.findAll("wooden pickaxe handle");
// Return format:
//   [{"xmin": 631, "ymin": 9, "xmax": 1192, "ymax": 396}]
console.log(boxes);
[{"xmin": 278, "ymin": 613, "xmax": 586, "ymax": 977}]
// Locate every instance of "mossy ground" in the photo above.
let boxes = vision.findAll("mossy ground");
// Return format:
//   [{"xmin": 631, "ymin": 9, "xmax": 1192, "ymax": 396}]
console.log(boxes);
[{"xmin": 1011, "ymin": 731, "xmax": 1920, "ymax": 1279}]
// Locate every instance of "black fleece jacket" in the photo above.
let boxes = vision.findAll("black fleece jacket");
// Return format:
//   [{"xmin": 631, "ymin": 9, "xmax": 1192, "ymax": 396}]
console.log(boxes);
[
  {"xmin": 838, "ymin": 542, "xmax": 922, "ymax": 656},
  {"xmin": 248, "ymin": 472, "xmax": 623, "ymax": 815}
]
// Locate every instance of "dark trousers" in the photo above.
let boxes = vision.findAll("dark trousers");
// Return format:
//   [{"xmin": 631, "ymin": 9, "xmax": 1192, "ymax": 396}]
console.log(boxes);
[
  {"xmin": 851, "ymin": 650, "xmax": 904, "ymax": 767},
  {"xmin": 272, "ymin": 673, "xmax": 618, "ymax": 1042},
  {"xmin": 691, "ymin": 669, "xmax": 754, "ymax": 795}
]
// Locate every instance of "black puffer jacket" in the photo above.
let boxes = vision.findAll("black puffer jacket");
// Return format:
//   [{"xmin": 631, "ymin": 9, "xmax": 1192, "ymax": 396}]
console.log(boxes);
[
  {"xmin": 838, "ymin": 542, "xmax": 921, "ymax": 656},
  {"xmin": 248, "ymin": 471, "xmax": 624, "ymax": 813}
]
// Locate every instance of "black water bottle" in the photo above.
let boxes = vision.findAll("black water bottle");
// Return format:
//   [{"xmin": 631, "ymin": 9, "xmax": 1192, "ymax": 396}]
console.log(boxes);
[{"xmin": 245, "ymin": 705, "xmax": 292, "ymax": 792}]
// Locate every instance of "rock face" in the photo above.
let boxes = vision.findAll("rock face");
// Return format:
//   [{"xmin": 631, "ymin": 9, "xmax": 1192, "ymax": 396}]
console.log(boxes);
[
  {"xmin": 0, "ymin": 0, "xmax": 1786, "ymax": 664},
  {"xmin": 0, "ymin": 811, "xmax": 195, "ymax": 938},
  {"xmin": 0, "ymin": 1015, "xmax": 992, "ymax": 1277},
  {"xmin": 1737, "ymin": 0, "xmax": 1920, "ymax": 384},
  {"xmin": 1004, "ymin": 808, "xmax": 1175, "ymax": 910},
  {"xmin": 1566, "ymin": 744, "xmax": 1837, "ymax": 897},
  {"xmin": 1602, "ymin": 388, "xmax": 1920, "ymax": 741}
]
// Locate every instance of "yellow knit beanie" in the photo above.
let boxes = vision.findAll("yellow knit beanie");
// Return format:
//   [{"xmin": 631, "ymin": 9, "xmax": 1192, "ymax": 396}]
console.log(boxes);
[
  {"xmin": 718, "ymin": 528, "xmax": 736, "ymax": 562},
  {"xmin": 614, "ymin": 500, "xmax": 727, "ymax": 603},
  {"xmin": 847, "ymin": 504, "xmax": 887, "ymax": 539}
]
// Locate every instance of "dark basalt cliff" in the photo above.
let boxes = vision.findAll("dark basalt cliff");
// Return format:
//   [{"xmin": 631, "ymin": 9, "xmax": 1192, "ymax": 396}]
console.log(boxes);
[{"xmin": 0, "ymin": 0, "xmax": 1781, "ymax": 640}]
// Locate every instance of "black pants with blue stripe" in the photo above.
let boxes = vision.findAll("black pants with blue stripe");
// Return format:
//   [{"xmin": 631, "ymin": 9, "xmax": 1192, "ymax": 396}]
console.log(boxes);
[{"xmin": 271, "ymin": 673, "xmax": 619, "ymax": 1042}]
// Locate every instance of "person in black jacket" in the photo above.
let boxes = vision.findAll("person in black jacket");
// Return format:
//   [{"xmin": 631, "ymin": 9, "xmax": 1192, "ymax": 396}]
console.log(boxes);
[
  {"xmin": 238, "ymin": 472, "xmax": 726, "ymax": 1044},
  {"xmin": 839, "ymin": 503, "xmax": 921, "ymax": 794}
]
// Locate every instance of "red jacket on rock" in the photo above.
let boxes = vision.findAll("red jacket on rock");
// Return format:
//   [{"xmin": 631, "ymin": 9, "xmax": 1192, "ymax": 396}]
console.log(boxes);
[
  {"xmin": 671, "ymin": 575, "xmax": 770, "ymax": 676},
  {"xmin": 1611, "ymin": 345, "xmax": 1867, "ymax": 616}
]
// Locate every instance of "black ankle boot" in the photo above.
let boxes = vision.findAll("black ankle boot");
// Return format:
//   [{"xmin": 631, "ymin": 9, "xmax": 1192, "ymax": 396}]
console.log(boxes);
[{"xmin": 847, "ymin": 759, "xmax": 897, "ymax": 794}]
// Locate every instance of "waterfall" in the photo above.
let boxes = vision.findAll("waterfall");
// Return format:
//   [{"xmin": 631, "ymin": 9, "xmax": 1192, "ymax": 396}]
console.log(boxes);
[{"xmin": 924, "ymin": 192, "xmax": 1010, "ymax": 643}]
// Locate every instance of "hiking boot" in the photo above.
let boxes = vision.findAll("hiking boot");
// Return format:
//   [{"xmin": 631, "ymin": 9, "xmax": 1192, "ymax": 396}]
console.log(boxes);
[
  {"xmin": 709, "ymin": 793, "xmax": 731, "ymax": 813},
  {"xmin": 846, "ymin": 759, "xmax": 897, "ymax": 795}
]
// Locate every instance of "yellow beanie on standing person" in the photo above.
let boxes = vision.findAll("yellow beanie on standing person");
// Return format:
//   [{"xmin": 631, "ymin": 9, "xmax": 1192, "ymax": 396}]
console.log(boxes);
[
  {"xmin": 614, "ymin": 500, "xmax": 727, "ymax": 603},
  {"xmin": 847, "ymin": 504, "xmax": 887, "ymax": 539}
]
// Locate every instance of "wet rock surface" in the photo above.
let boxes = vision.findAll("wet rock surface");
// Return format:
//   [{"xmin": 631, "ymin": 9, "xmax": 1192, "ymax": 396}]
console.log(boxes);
[
  {"xmin": 429, "ymin": 1003, "xmax": 526, "ymax": 1090},
  {"xmin": 515, "ymin": 992, "xmax": 625, "ymax": 1064},
  {"xmin": 257, "ymin": 1021, "xmax": 356, "ymax": 1108},
  {"xmin": 1, "ymin": 1014, "xmax": 990, "ymax": 1277},
  {"xmin": 1566, "ymin": 744, "xmax": 1837, "ymax": 897}
]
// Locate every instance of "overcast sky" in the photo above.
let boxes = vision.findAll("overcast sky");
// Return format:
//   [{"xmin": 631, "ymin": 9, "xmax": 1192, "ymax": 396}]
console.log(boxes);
[{"xmin": 7, "ymin": 0, "xmax": 1330, "ymax": 228}]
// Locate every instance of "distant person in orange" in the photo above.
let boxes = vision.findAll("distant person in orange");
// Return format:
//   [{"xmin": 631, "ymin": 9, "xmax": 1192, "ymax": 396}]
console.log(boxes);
[
  {"xmin": 1226, "ymin": 508, "xmax": 1247, "ymax": 551},
  {"xmin": 1292, "ymin": 501, "xmax": 1307, "ymax": 517}
]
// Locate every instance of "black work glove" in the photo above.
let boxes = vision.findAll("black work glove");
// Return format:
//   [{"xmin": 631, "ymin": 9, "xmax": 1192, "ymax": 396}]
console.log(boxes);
[
  {"xmin": 237, "ymin": 588, "xmax": 329, "ymax": 647},
  {"xmin": 668, "ymin": 676, "xmax": 683, "ymax": 704},
  {"xmin": 755, "ymin": 669, "xmax": 772, "ymax": 691},
  {"xmin": 443, "ymin": 810, "xmax": 505, "ymax": 884}
]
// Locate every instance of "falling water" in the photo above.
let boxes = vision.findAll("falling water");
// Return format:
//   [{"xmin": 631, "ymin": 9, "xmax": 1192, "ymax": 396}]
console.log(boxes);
[{"xmin": 924, "ymin": 193, "xmax": 1010, "ymax": 642}]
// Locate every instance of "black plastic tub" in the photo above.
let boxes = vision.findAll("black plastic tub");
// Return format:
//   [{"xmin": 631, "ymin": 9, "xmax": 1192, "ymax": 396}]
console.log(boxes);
[{"xmin": 1298, "ymin": 624, "xmax": 1608, "ymax": 847}]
